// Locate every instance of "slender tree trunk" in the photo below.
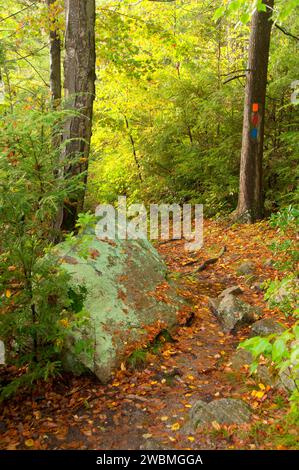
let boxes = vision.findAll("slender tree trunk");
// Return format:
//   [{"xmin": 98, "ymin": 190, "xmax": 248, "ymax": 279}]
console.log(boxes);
[
  {"xmin": 236, "ymin": 0, "xmax": 274, "ymax": 222},
  {"xmin": 123, "ymin": 114, "xmax": 143, "ymax": 182},
  {"xmin": 60, "ymin": 0, "xmax": 96, "ymax": 232},
  {"xmin": 47, "ymin": 0, "xmax": 61, "ymax": 106}
]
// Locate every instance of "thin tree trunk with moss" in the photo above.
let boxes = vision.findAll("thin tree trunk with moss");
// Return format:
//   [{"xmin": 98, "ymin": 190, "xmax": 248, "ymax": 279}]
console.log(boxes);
[
  {"xmin": 47, "ymin": 0, "xmax": 61, "ymax": 107},
  {"xmin": 59, "ymin": 0, "xmax": 96, "ymax": 232}
]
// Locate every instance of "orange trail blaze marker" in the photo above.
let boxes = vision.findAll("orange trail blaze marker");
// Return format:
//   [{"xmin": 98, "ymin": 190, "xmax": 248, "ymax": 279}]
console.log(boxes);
[{"xmin": 252, "ymin": 103, "xmax": 259, "ymax": 112}]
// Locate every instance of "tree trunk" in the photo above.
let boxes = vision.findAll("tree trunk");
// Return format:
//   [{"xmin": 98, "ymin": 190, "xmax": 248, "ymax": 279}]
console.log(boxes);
[
  {"xmin": 47, "ymin": 0, "xmax": 61, "ymax": 106},
  {"xmin": 236, "ymin": 0, "xmax": 274, "ymax": 223},
  {"xmin": 60, "ymin": 0, "xmax": 96, "ymax": 232}
]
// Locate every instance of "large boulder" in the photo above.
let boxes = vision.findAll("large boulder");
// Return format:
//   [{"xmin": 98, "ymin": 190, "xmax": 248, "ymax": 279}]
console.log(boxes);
[
  {"xmin": 209, "ymin": 293, "xmax": 262, "ymax": 333},
  {"xmin": 56, "ymin": 236, "xmax": 185, "ymax": 383},
  {"xmin": 190, "ymin": 398, "xmax": 252, "ymax": 428}
]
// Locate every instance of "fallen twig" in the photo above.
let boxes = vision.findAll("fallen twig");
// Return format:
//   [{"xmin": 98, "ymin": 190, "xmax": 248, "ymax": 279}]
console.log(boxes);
[
  {"xmin": 193, "ymin": 246, "xmax": 227, "ymax": 273},
  {"xmin": 181, "ymin": 246, "xmax": 227, "ymax": 277}
]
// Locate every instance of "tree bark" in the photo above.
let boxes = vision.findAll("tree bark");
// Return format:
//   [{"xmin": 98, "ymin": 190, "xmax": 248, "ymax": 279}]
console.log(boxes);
[
  {"xmin": 47, "ymin": 0, "xmax": 61, "ymax": 106},
  {"xmin": 60, "ymin": 0, "xmax": 96, "ymax": 232},
  {"xmin": 236, "ymin": 0, "xmax": 274, "ymax": 223}
]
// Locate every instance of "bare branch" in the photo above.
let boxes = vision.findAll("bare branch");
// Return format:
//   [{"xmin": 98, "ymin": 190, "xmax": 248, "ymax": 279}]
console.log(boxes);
[
  {"xmin": 275, "ymin": 23, "xmax": 299, "ymax": 42},
  {"xmin": 6, "ymin": 44, "xmax": 48, "ymax": 63},
  {"xmin": 0, "ymin": 2, "xmax": 38, "ymax": 24},
  {"xmin": 13, "ymin": 50, "xmax": 49, "ymax": 88},
  {"xmin": 223, "ymin": 74, "xmax": 246, "ymax": 85}
]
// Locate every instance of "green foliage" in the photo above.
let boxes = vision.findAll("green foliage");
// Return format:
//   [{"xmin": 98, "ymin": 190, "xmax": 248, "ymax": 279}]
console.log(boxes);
[
  {"xmin": 264, "ymin": 276, "xmax": 299, "ymax": 317},
  {"xmin": 240, "ymin": 207, "xmax": 299, "ymax": 416},
  {"xmin": 87, "ymin": 0, "xmax": 299, "ymax": 216},
  {"xmin": 269, "ymin": 206, "xmax": 299, "ymax": 270},
  {"xmin": 128, "ymin": 349, "xmax": 148, "ymax": 369},
  {"xmin": 0, "ymin": 106, "xmax": 91, "ymax": 398},
  {"xmin": 241, "ymin": 324, "xmax": 299, "ymax": 414},
  {"xmin": 214, "ymin": 0, "xmax": 299, "ymax": 23},
  {"xmin": 263, "ymin": 206, "xmax": 299, "ymax": 316},
  {"xmin": 63, "ymin": 211, "xmax": 99, "ymax": 258}
]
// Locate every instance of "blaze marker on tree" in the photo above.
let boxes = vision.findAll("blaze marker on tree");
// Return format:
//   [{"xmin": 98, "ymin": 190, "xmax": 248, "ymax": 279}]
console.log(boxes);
[{"xmin": 251, "ymin": 103, "xmax": 260, "ymax": 140}]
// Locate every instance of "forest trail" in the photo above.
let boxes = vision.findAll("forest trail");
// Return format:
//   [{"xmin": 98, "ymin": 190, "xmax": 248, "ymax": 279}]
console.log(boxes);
[{"xmin": 0, "ymin": 220, "xmax": 292, "ymax": 450}]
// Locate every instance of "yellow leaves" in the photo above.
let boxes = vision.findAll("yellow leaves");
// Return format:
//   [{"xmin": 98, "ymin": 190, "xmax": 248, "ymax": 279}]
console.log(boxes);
[
  {"xmin": 187, "ymin": 436, "xmax": 195, "ymax": 442},
  {"xmin": 5, "ymin": 289, "xmax": 11, "ymax": 298},
  {"xmin": 251, "ymin": 390, "xmax": 265, "ymax": 399},
  {"xmin": 25, "ymin": 439, "xmax": 34, "ymax": 448},
  {"xmin": 161, "ymin": 416, "xmax": 169, "ymax": 422},
  {"xmin": 162, "ymin": 348, "xmax": 176, "ymax": 358},
  {"xmin": 211, "ymin": 421, "xmax": 221, "ymax": 431},
  {"xmin": 59, "ymin": 318, "xmax": 69, "ymax": 328},
  {"xmin": 142, "ymin": 433, "xmax": 152, "ymax": 439},
  {"xmin": 251, "ymin": 383, "xmax": 270, "ymax": 401},
  {"xmin": 186, "ymin": 374, "xmax": 194, "ymax": 381},
  {"xmin": 171, "ymin": 422, "xmax": 180, "ymax": 431},
  {"xmin": 108, "ymin": 401, "xmax": 118, "ymax": 408}
]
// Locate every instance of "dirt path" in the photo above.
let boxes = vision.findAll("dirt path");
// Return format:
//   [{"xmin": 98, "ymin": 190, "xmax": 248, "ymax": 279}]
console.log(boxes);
[{"xmin": 0, "ymin": 220, "xmax": 290, "ymax": 450}]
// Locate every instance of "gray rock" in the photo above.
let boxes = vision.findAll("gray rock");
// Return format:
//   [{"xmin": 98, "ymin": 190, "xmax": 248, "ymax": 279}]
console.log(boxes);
[
  {"xmin": 250, "ymin": 318, "xmax": 286, "ymax": 337},
  {"xmin": 230, "ymin": 349, "xmax": 275, "ymax": 385},
  {"xmin": 273, "ymin": 278, "xmax": 299, "ymax": 304},
  {"xmin": 278, "ymin": 339, "xmax": 299, "ymax": 393},
  {"xmin": 257, "ymin": 364, "xmax": 276, "ymax": 387},
  {"xmin": 278, "ymin": 368, "xmax": 299, "ymax": 393},
  {"xmin": 236, "ymin": 262, "xmax": 255, "ymax": 276},
  {"xmin": 190, "ymin": 398, "xmax": 252, "ymax": 428},
  {"xmin": 231, "ymin": 348, "xmax": 253, "ymax": 371},
  {"xmin": 218, "ymin": 286, "xmax": 243, "ymax": 298},
  {"xmin": 209, "ymin": 294, "xmax": 262, "ymax": 333},
  {"xmin": 56, "ymin": 237, "xmax": 184, "ymax": 383}
]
